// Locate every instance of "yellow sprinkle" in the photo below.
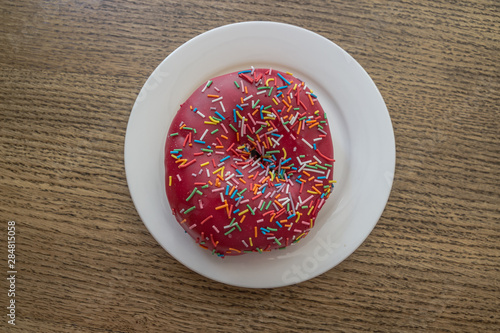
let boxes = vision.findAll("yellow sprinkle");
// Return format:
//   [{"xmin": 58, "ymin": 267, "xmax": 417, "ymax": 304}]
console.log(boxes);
[
  {"xmin": 282, "ymin": 148, "xmax": 287, "ymax": 159},
  {"xmin": 200, "ymin": 162, "xmax": 209, "ymax": 167},
  {"xmin": 265, "ymin": 78, "xmax": 274, "ymax": 86},
  {"xmin": 249, "ymin": 237, "xmax": 253, "ymax": 246},
  {"xmin": 293, "ymin": 83, "xmax": 297, "ymax": 91},
  {"xmin": 272, "ymin": 98, "xmax": 278, "ymax": 105},
  {"xmin": 329, "ymin": 180, "xmax": 337, "ymax": 183},
  {"xmin": 295, "ymin": 212, "xmax": 301, "ymax": 222},
  {"xmin": 169, "ymin": 176, "xmax": 172, "ymax": 186},
  {"xmin": 236, "ymin": 110, "xmax": 243, "ymax": 120},
  {"xmin": 213, "ymin": 166, "xmax": 224, "ymax": 174},
  {"xmin": 171, "ymin": 154, "xmax": 179, "ymax": 159},
  {"xmin": 204, "ymin": 121, "xmax": 218, "ymax": 125},
  {"xmin": 308, "ymin": 206, "xmax": 314, "ymax": 215},
  {"xmin": 238, "ymin": 209, "xmax": 249, "ymax": 216}
]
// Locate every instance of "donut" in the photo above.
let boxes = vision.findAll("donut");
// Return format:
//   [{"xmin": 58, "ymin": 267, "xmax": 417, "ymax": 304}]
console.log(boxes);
[{"xmin": 164, "ymin": 68, "xmax": 335, "ymax": 257}]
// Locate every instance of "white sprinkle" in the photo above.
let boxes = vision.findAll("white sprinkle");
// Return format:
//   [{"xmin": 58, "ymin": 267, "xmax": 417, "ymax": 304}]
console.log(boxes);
[
  {"xmin": 269, "ymin": 68, "xmax": 272, "ymax": 75},
  {"xmin": 212, "ymin": 188, "xmax": 225, "ymax": 193},
  {"xmin": 176, "ymin": 174, "xmax": 182, "ymax": 181},
  {"xmin": 199, "ymin": 199, "xmax": 203, "ymax": 209},
  {"xmin": 220, "ymin": 101, "xmax": 226, "ymax": 112},
  {"xmin": 257, "ymin": 219, "xmax": 264, "ymax": 223},
  {"xmin": 313, "ymin": 137, "xmax": 322, "ymax": 142},
  {"xmin": 201, "ymin": 80, "xmax": 210, "ymax": 93},
  {"xmin": 192, "ymin": 173, "xmax": 197, "ymax": 177},
  {"xmin": 212, "ymin": 225, "xmax": 219, "ymax": 233},
  {"xmin": 200, "ymin": 129, "xmax": 209, "ymax": 141},
  {"xmin": 290, "ymin": 134, "xmax": 296, "ymax": 140},
  {"xmin": 313, "ymin": 155, "xmax": 322, "ymax": 164},
  {"xmin": 212, "ymin": 96, "xmax": 223, "ymax": 103},
  {"xmin": 256, "ymin": 90, "xmax": 267, "ymax": 95},
  {"xmin": 241, "ymin": 80, "xmax": 244, "ymax": 93},
  {"xmin": 318, "ymin": 128, "xmax": 327, "ymax": 135},
  {"xmin": 220, "ymin": 192, "xmax": 225, "ymax": 203},
  {"xmin": 198, "ymin": 169, "xmax": 203, "ymax": 175},
  {"xmin": 180, "ymin": 208, "xmax": 185, "ymax": 213},
  {"xmin": 243, "ymin": 94, "xmax": 253, "ymax": 101},
  {"xmin": 189, "ymin": 224, "xmax": 197, "ymax": 229},
  {"xmin": 196, "ymin": 111, "xmax": 206, "ymax": 118},
  {"xmin": 293, "ymin": 147, "xmax": 297, "ymax": 152},
  {"xmin": 251, "ymin": 66, "xmax": 255, "ymax": 75},
  {"xmin": 206, "ymin": 168, "xmax": 210, "ymax": 177},
  {"xmin": 242, "ymin": 240, "xmax": 248, "ymax": 247},
  {"xmin": 326, "ymin": 169, "xmax": 331, "ymax": 178},
  {"xmin": 225, "ymin": 173, "xmax": 235, "ymax": 181},
  {"xmin": 301, "ymin": 138, "xmax": 313, "ymax": 149},
  {"xmin": 214, "ymin": 86, "xmax": 220, "ymax": 92}
]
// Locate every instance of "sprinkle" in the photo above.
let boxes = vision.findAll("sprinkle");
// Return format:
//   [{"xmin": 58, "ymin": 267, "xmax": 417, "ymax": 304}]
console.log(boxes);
[{"xmin": 184, "ymin": 206, "xmax": 196, "ymax": 214}]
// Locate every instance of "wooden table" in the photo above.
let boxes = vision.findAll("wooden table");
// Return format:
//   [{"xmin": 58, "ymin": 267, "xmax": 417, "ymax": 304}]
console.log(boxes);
[{"xmin": 1, "ymin": 1, "xmax": 498, "ymax": 332}]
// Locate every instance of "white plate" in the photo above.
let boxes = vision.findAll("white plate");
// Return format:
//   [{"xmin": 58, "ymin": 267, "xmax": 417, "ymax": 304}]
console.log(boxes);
[{"xmin": 125, "ymin": 22, "xmax": 395, "ymax": 288}]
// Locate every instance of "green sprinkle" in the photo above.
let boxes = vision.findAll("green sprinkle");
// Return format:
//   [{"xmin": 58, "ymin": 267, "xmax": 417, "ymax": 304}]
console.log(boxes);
[
  {"xmin": 267, "ymin": 150, "xmax": 280, "ymax": 154},
  {"xmin": 301, "ymin": 205, "xmax": 309, "ymax": 209},
  {"xmin": 238, "ymin": 188, "xmax": 247, "ymax": 196},
  {"xmin": 266, "ymin": 201, "xmax": 272, "ymax": 210},
  {"xmin": 256, "ymin": 248, "xmax": 262, "ymax": 253},
  {"xmin": 299, "ymin": 155, "xmax": 305, "ymax": 158},
  {"xmin": 260, "ymin": 203, "xmax": 265, "ymax": 211},
  {"xmin": 201, "ymin": 148, "xmax": 213, "ymax": 153},
  {"xmin": 211, "ymin": 129, "xmax": 219, "ymax": 134},
  {"xmin": 325, "ymin": 163, "xmax": 333, "ymax": 167},
  {"xmin": 207, "ymin": 80, "xmax": 213, "ymax": 87},
  {"xmin": 230, "ymin": 217, "xmax": 236, "ymax": 226},
  {"xmin": 264, "ymin": 105, "xmax": 272, "ymax": 110},
  {"xmin": 229, "ymin": 124, "xmax": 238, "ymax": 132},
  {"xmin": 202, "ymin": 184, "xmax": 209, "ymax": 189},
  {"xmin": 173, "ymin": 148, "xmax": 182, "ymax": 151},
  {"xmin": 316, "ymin": 165, "xmax": 328, "ymax": 170},
  {"xmin": 283, "ymin": 121, "xmax": 289, "ymax": 125},
  {"xmin": 234, "ymin": 81, "xmax": 240, "ymax": 88},
  {"xmin": 186, "ymin": 187, "xmax": 198, "ymax": 201},
  {"xmin": 320, "ymin": 120, "xmax": 327, "ymax": 124},
  {"xmin": 246, "ymin": 135, "xmax": 255, "ymax": 142},
  {"xmin": 247, "ymin": 204, "xmax": 255, "ymax": 215},
  {"xmin": 184, "ymin": 206, "xmax": 196, "ymax": 214},
  {"xmin": 235, "ymin": 223, "xmax": 242, "ymax": 232},
  {"xmin": 255, "ymin": 126, "xmax": 264, "ymax": 134},
  {"xmin": 253, "ymin": 99, "xmax": 260, "ymax": 107},
  {"xmin": 294, "ymin": 107, "xmax": 300, "ymax": 111},
  {"xmin": 318, "ymin": 125, "xmax": 323, "ymax": 130},
  {"xmin": 224, "ymin": 227, "xmax": 236, "ymax": 235},
  {"xmin": 213, "ymin": 117, "xmax": 223, "ymax": 122},
  {"xmin": 307, "ymin": 165, "xmax": 318, "ymax": 169},
  {"xmin": 286, "ymin": 202, "xmax": 290, "ymax": 211},
  {"xmin": 244, "ymin": 250, "xmax": 253, "ymax": 253},
  {"xmin": 257, "ymin": 86, "xmax": 271, "ymax": 90},
  {"xmin": 268, "ymin": 227, "xmax": 278, "ymax": 232},
  {"xmin": 274, "ymin": 238, "xmax": 282, "ymax": 246},
  {"xmin": 170, "ymin": 133, "xmax": 179, "ymax": 136},
  {"xmin": 268, "ymin": 86, "xmax": 274, "ymax": 97},
  {"xmin": 183, "ymin": 127, "xmax": 194, "ymax": 131},
  {"xmin": 196, "ymin": 190, "xmax": 203, "ymax": 195},
  {"xmin": 298, "ymin": 116, "xmax": 307, "ymax": 121}
]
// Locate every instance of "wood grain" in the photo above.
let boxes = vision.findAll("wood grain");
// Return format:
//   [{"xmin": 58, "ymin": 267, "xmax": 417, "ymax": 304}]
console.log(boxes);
[{"xmin": 1, "ymin": 0, "xmax": 499, "ymax": 332}]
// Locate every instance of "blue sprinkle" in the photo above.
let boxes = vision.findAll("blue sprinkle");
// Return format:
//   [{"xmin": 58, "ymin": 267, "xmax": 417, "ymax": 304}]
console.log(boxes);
[
  {"xmin": 260, "ymin": 227, "xmax": 269, "ymax": 234},
  {"xmin": 287, "ymin": 214, "xmax": 296, "ymax": 220},
  {"xmin": 321, "ymin": 193, "xmax": 325, "ymax": 198},
  {"xmin": 225, "ymin": 185, "xmax": 230, "ymax": 195},
  {"xmin": 236, "ymin": 104, "xmax": 243, "ymax": 111},
  {"xmin": 276, "ymin": 221, "xmax": 283, "ymax": 228},
  {"xmin": 317, "ymin": 176, "xmax": 326, "ymax": 179},
  {"xmin": 194, "ymin": 140, "xmax": 205, "ymax": 144},
  {"xmin": 271, "ymin": 133, "xmax": 281, "ymax": 137},
  {"xmin": 170, "ymin": 151, "xmax": 180, "ymax": 154},
  {"xmin": 277, "ymin": 73, "xmax": 291, "ymax": 85},
  {"xmin": 238, "ymin": 70, "xmax": 251, "ymax": 74},
  {"xmin": 277, "ymin": 85, "xmax": 288, "ymax": 90},
  {"xmin": 215, "ymin": 111, "xmax": 225, "ymax": 120},
  {"xmin": 311, "ymin": 93, "xmax": 318, "ymax": 98},
  {"xmin": 292, "ymin": 167, "xmax": 297, "ymax": 170},
  {"xmin": 295, "ymin": 179, "xmax": 302, "ymax": 184},
  {"xmin": 277, "ymin": 91, "xmax": 283, "ymax": 97},
  {"xmin": 297, "ymin": 175, "xmax": 302, "ymax": 179},
  {"xmin": 261, "ymin": 185, "xmax": 267, "ymax": 193},
  {"xmin": 281, "ymin": 157, "xmax": 292, "ymax": 165},
  {"xmin": 233, "ymin": 109, "xmax": 237, "ymax": 122},
  {"xmin": 313, "ymin": 143, "xmax": 317, "ymax": 150},
  {"xmin": 272, "ymin": 155, "xmax": 277, "ymax": 161},
  {"xmin": 220, "ymin": 156, "xmax": 230, "ymax": 162},
  {"xmin": 231, "ymin": 190, "xmax": 237, "ymax": 199},
  {"xmin": 207, "ymin": 146, "xmax": 211, "ymax": 149},
  {"xmin": 233, "ymin": 209, "xmax": 240, "ymax": 214},
  {"xmin": 263, "ymin": 158, "xmax": 273, "ymax": 163},
  {"xmin": 193, "ymin": 108, "xmax": 198, "ymax": 112},
  {"xmin": 235, "ymin": 169, "xmax": 243, "ymax": 176}
]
